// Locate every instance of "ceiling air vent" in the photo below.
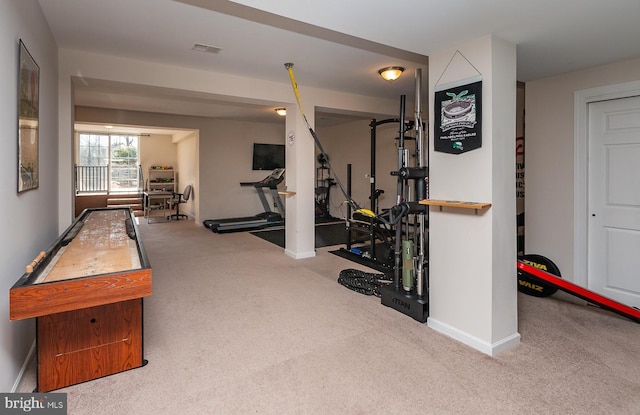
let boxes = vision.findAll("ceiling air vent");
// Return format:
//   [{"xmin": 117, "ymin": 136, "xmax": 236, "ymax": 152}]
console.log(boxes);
[{"xmin": 192, "ymin": 43, "xmax": 222, "ymax": 54}]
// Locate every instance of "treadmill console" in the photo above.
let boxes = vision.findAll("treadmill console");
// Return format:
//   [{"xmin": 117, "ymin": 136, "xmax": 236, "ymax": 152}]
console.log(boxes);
[
  {"xmin": 260, "ymin": 168, "xmax": 285, "ymax": 188},
  {"xmin": 240, "ymin": 168, "xmax": 285, "ymax": 188}
]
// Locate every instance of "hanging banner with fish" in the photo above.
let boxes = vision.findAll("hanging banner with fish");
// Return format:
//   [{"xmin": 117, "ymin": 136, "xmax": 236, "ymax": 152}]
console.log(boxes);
[{"xmin": 434, "ymin": 80, "xmax": 482, "ymax": 154}]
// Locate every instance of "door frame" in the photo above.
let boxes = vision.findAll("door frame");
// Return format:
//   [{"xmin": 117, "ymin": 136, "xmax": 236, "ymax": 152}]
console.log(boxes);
[{"xmin": 574, "ymin": 79, "xmax": 640, "ymax": 287}]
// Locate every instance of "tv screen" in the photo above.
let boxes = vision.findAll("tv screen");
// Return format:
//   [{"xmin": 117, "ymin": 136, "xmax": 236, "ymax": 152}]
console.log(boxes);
[{"xmin": 252, "ymin": 143, "xmax": 285, "ymax": 170}]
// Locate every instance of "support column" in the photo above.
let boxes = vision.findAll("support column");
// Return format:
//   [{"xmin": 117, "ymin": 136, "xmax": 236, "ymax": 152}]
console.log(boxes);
[
  {"xmin": 58, "ymin": 73, "xmax": 74, "ymax": 232},
  {"xmin": 284, "ymin": 105, "xmax": 316, "ymax": 259},
  {"xmin": 427, "ymin": 35, "xmax": 519, "ymax": 355}
]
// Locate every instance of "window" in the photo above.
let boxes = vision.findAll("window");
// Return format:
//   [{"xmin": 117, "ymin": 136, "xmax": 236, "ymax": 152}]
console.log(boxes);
[
  {"xmin": 76, "ymin": 133, "xmax": 140, "ymax": 193},
  {"xmin": 110, "ymin": 135, "xmax": 139, "ymax": 192},
  {"xmin": 78, "ymin": 133, "xmax": 109, "ymax": 166}
]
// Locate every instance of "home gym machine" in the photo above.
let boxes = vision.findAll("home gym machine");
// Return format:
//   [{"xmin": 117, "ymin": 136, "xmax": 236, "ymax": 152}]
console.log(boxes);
[
  {"xmin": 340, "ymin": 117, "xmax": 417, "ymax": 273},
  {"xmin": 378, "ymin": 86, "xmax": 429, "ymax": 323},
  {"xmin": 334, "ymin": 74, "xmax": 429, "ymax": 322},
  {"xmin": 283, "ymin": 63, "xmax": 429, "ymax": 321},
  {"xmin": 203, "ymin": 168, "xmax": 285, "ymax": 233}
]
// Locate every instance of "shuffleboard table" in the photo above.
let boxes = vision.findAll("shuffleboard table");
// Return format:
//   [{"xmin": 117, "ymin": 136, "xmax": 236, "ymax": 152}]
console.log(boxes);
[{"xmin": 9, "ymin": 207, "xmax": 152, "ymax": 392}]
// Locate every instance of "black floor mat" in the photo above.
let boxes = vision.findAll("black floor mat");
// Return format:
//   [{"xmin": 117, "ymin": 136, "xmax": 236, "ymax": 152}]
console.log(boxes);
[
  {"xmin": 250, "ymin": 222, "xmax": 347, "ymax": 248},
  {"xmin": 329, "ymin": 247, "xmax": 394, "ymax": 274},
  {"xmin": 315, "ymin": 215, "xmax": 341, "ymax": 224}
]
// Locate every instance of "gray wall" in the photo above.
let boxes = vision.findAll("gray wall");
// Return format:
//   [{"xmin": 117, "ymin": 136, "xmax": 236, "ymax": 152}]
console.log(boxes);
[{"xmin": 0, "ymin": 0, "xmax": 59, "ymax": 392}]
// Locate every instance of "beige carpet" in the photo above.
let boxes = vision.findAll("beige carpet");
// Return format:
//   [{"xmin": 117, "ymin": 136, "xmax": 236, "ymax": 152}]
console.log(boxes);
[{"xmin": 17, "ymin": 219, "xmax": 640, "ymax": 414}]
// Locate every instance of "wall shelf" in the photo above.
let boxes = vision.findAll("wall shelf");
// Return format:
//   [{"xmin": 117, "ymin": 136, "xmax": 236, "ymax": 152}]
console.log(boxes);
[{"xmin": 419, "ymin": 199, "xmax": 491, "ymax": 214}]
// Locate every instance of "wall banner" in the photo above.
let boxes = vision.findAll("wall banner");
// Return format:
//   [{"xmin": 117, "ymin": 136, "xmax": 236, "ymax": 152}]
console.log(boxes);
[
  {"xmin": 516, "ymin": 135, "xmax": 525, "ymax": 255},
  {"xmin": 434, "ymin": 80, "xmax": 482, "ymax": 154}
]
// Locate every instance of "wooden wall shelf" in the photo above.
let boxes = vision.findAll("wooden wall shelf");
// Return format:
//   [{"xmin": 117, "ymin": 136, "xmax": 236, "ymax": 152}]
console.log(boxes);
[{"xmin": 419, "ymin": 199, "xmax": 492, "ymax": 214}]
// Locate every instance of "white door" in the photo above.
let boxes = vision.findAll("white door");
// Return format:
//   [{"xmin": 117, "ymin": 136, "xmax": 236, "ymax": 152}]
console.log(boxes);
[{"xmin": 588, "ymin": 95, "xmax": 640, "ymax": 308}]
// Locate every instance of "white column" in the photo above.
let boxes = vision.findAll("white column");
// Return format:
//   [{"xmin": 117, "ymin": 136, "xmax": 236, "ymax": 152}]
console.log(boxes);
[
  {"xmin": 427, "ymin": 35, "xmax": 519, "ymax": 355},
  {"xmin": 284, "ymin": 105, "xmax": 316, "ymax": 259},
  {"xmin": 58, "ymin": 73, "xmax": 74, "ymax": 232}
]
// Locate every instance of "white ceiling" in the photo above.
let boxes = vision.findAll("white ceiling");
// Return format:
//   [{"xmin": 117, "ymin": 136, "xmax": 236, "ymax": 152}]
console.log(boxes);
[{"xmin": 39, "ymin": 0, "xmax": 640, "ymax": 129}]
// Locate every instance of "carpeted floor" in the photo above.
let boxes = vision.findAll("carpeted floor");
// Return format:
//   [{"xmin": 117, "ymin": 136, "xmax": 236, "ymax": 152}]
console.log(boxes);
[
  {"xmin": 16, "ymin": 219, "xmax": 640, "ymax": 414},
  {"xmin": 251, "ymin": 222, "xmax": 347, "ymax": 248}
]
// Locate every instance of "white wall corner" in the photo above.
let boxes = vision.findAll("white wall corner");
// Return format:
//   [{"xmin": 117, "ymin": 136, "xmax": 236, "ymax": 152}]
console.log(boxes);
[
  {"xmin": 428, "ymin": 317, "xmax": 520, "ymax": 356},
  {"xmin": 284, "ymin": 249, "xmax": 316, "ymax": 259}
]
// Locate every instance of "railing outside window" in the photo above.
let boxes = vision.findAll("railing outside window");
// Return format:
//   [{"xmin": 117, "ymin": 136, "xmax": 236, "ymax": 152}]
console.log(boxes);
[
  {"xmin": 76, "ymin": 133, "xmax": 141, "ymax": 194},
  {"xmin": 75, "ymin": 164, "xmax": 143, "ymax": 194},
  {"xmin": 75, "ymin": 165, "xmax": 108, "ymax": 193}
]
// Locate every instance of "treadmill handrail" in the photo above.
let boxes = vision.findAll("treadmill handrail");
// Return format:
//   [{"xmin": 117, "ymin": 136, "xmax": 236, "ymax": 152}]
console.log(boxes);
[{"xmin": 239, "ymin": 168, "xmax": 285, "ymax": 188}]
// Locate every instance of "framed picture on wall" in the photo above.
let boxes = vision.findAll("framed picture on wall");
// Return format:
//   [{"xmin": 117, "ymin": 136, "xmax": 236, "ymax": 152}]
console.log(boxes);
[
  {"xmin": 17, "ymin": 39, "xmax": 40, "ymax": 193},
  {"xmin": 434, "ymin": 80, "xmax": 482, "ymax": 155}
]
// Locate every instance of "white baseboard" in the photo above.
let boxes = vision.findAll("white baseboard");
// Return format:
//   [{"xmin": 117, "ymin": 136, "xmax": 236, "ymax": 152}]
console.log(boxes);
[
  {"xmin": 284, "ymin": 249, "xmax": 316, "ymax": 259},
  {"xmin": 11, "ymin": 340, "xmax": 36, "ymax": 393},
  {"xmin": 428, "ymin": 317, "xmax": 521, "ymax": 356}
]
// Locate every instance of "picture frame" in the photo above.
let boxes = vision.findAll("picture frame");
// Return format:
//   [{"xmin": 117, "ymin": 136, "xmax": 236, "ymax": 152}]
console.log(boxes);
[
  {"xmin": 434, "ymin": 80, "xmax": 482, "ymax": 154},
  {"xmin": 18, "ymin": 39, "xmax": 40, "ymax": 193}
]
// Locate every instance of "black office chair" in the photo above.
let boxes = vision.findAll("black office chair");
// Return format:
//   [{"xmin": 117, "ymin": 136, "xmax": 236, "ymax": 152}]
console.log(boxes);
[{"xmin": 168, "ymin": 184, "xmax": 192, "ymax": 220}]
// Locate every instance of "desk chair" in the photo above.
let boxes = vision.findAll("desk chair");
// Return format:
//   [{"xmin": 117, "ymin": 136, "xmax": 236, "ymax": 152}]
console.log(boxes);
[{"xmin": 168, "ymin": 184, "xmax": 192, "ymax": 220}]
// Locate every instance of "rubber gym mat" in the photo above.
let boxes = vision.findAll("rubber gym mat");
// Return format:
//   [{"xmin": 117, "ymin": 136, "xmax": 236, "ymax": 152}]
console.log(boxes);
[{"xmin": 250, "ymin": 222, "xmax": 346, "ymax": 249}]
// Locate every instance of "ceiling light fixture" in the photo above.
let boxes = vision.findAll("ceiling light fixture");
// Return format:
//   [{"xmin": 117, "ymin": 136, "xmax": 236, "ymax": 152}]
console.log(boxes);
[
  {"xmin": 192, "ymin": 43, "xmax": 222, "ymax": 54},
  {"xmin": 378, "ymin": 66, "xmax": 405, "ymax": 82},
  {"xmin": 104, "ymin": 125, "xmax": 114, "ymax": 129},
  {"xmin": 275, "ymin": 108, "xmax": 287, "ymax": 116}
]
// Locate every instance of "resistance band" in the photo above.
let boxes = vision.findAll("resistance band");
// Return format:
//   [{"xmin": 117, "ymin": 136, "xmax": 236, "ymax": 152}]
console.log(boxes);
[{"xmin": 284, "ymin": 63, "xmax": 375, "ymax": 218}]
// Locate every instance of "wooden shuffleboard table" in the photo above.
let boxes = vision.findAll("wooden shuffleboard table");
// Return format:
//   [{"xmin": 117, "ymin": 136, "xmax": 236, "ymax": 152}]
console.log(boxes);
[{"xmin": 9, "ymin": 207, "xmax": 152, "ymax": 392}]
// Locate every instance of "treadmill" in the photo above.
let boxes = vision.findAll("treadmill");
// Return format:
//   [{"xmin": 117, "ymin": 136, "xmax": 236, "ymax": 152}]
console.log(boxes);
[{"xmin": 204, "ymin": 168, "xmax": 285, "ymax": 233}]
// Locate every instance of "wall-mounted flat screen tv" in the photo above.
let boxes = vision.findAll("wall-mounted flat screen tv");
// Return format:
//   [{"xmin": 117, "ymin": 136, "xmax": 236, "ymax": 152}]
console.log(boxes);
[{"xmin": 252, "ymin": 143, "xmax": 285, "ymax": 170}]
